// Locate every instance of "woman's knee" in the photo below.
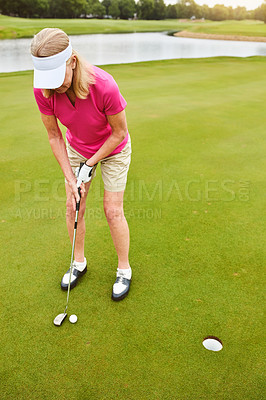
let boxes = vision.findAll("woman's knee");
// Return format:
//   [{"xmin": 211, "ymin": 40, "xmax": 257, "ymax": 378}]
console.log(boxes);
[{"xmin": 104, "ymin": 203, "xmax": 124, "ymax": 224}]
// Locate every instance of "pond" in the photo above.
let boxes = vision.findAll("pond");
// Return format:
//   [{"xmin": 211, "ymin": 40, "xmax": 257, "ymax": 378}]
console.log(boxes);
[{"xmin": 1, "ymin": 32, "xmax": 266, "ymax": 73}]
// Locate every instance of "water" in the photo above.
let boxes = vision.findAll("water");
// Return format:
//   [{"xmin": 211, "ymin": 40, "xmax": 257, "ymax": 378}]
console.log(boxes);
[{"xmin": 1, "ymin": 32, "xmax": 266, "ymax": 73}]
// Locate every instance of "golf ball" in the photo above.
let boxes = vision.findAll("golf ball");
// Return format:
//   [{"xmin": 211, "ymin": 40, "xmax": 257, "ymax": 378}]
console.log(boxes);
[{"xmin": 69, "ymin": 314, "xmax": 78, "ymax": 324}]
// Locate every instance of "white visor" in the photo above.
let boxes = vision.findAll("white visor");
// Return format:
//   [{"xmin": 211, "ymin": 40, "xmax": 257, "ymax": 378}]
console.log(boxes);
[{"xmin": 31, "ymin": 43, "xmax": 72, "ymax": 89}]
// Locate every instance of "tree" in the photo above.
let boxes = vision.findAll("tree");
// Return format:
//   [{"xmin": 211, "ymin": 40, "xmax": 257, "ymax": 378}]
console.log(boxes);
[
  {"xmin": 109, "ymin": 0, "xmax": 120, "ymax": 17},
  {"xmin": 86, "ymin": 0, "xmax": 105, "ymax": 16},
  {"xmin": 176, "ymin": 0, "xmax": 198, "ymax": 19},
  {"xmin": 0, "ymin": 0, "xmax": 50, "ymax": 18},
  {"xmin": 176, "ymin": 0, "xmax": 189, "ymax": 18},
  {"xmin": 91, "ymin": 0, "xmax": 106, "ymax": 17},
  {"xmin": 138, "ymin": 0, "xmax": 154, "ymax": 20},
  {"xmin": 246, "ymin": 9, "xmax": 254, "ymax": 20},
  {"xmin": 50, "ymin": 0, "xmax": 87, "ymax": 18},
  {"xmin": 254, "ymin": 2, "xmax": 266, "ymax": 23},
  {"xmin": 233, "ymin": 6, "xmax": 247, "ymax": 20},
  {"xmin": 201, "ymin": 4, "xmax": 210, "ymax": 19},
  {"xmin": 166, "ymin": 4, "xmax": 177, "ymax": 19},
  {"xmin": 210, "ymin": 4, "xmax": 229, "ymax": 21},
  {"xmin": 118, "ymin": 0, "xmax": 136, "ymax": 19},
  {"xmin": 152, "ymin": 0, "xmax": 166, "ymax": 20},
  {"xmin": 0, "ymin": 0, "xmax": 256, "ymax": 20},
  {"xmin": 102, "ymin": 0, "xmax": 111, "ymax": 14},
  {"xmin": 227, "ymin": 6, "xmax": 234, "ymax": 20}
]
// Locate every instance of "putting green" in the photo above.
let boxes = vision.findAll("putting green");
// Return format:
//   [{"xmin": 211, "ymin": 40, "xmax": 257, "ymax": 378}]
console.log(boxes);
[{"xmin": 0, "ymin": 57, "xmax": 265, "ymax": 399}]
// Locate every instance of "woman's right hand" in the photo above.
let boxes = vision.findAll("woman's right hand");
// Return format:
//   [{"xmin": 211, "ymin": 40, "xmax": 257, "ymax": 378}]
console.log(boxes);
[{"xmin": 68, "ymin": 179, "xmax": 85, "ymax": 210}]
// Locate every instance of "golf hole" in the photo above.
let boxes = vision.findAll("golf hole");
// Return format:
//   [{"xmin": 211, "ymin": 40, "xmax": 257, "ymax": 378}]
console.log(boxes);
[{"xmin": 202, "ymin": 336, "xmax": 223, "ymax": 352}]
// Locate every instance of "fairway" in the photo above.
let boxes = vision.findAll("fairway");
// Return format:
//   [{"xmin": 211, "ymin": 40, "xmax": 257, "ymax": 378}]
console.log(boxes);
[
  {"xmin": 0, "ymin": 15, "xmax": 189, "ymax": 39},
  {"xmin": 2, "ymin": 15, "xmax": 266, "ymax": 40},
  {"xmin": 0, "ymin": 57, "xmax": 265, "ymax": 399}
]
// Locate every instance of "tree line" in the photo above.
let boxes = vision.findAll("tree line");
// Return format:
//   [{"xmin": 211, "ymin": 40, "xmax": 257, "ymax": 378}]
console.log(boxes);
[{"xmin": 1, "ymin": 0, "xmax": 266, "ymax": 22}]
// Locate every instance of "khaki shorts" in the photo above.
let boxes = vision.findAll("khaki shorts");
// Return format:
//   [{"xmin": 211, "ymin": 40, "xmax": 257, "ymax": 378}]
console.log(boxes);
[{"xmin": 66, "ymin": 136, "xmax": 131, "ymax": 192}]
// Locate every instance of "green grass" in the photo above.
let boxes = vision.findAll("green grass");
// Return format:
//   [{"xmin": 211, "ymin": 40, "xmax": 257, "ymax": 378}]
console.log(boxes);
[
  {"xmin": 1, "ymin": 15, "xmax": 266, "ymax": 39},
  {"xmin": 0, "ymin": 15, "xmax": 190, "ymax": 39},
  {"xmin": 0, "ymin": 57, "xmax": 265, "ymax": 399},
  {"xmin": 185, "ymin": 19, "xmax": 266, "ymax": 37}
]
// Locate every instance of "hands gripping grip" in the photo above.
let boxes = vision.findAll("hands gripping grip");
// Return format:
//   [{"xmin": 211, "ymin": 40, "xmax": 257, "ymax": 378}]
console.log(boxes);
[{"xmin": 76, "ymin": 162, "xmax": 84, "ymax": 211}]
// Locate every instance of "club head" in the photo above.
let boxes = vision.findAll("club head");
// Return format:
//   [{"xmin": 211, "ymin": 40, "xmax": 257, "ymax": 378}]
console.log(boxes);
[{"xmin": 53, "ymin": 313, "xmax": 67, "ymax": 326}]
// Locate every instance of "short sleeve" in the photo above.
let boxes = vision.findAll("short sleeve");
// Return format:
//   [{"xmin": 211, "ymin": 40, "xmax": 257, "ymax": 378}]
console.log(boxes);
[
  {"xmin": 33, "ymin": 88, "xmax": 54, "ymax": 115},
  {"xmin": 103, "ymin": 77, "xmax": 127, "ymax": 116}
]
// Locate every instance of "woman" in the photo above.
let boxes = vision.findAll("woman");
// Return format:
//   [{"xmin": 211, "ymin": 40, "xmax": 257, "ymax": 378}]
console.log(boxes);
[{"xmin": 31, "ymin": 28, "xmax": 132, "ymax": 301}]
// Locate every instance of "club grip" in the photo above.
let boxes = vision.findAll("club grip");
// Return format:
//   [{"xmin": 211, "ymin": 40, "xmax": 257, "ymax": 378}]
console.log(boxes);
[{"xmin": 76, "ymin": 187, "xmax": 81, "ymax": 211}]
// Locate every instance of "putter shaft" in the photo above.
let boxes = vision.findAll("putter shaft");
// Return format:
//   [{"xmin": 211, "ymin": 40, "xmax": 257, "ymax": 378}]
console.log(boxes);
[
  {"xmin": 64, "ymin": 189, "xmax": 81, "ymax": 313},
  {"xmin": 53, "ymin": 186, "xmax": 81, "ymax": 326}
]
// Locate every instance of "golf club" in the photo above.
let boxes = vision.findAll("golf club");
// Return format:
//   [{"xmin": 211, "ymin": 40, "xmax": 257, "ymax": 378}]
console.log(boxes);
[{"xmin": 53, "ymin": 185, "xmax": 82, "ymax": 326}]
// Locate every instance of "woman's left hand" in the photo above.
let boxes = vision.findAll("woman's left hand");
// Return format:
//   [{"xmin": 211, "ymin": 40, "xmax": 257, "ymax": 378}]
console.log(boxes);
[{"xmin": 76, "ymin": 163, "xmax": 94, "ymax": 188}]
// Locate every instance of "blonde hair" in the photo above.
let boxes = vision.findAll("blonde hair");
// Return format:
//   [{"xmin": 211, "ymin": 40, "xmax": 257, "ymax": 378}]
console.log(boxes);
[{"xmin": 31, "ymin": 28, "xmax": 95, "ymax": 99}]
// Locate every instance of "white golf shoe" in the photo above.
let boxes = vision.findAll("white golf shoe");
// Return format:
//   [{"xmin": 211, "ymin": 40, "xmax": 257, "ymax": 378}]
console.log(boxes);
[
  {"xmin": 61, "ymin": 258, "xmax": 87, "ymax": 291},
  {"xmin": 112, "ymin": 267, "xmax": 132, "ymax": 301}
]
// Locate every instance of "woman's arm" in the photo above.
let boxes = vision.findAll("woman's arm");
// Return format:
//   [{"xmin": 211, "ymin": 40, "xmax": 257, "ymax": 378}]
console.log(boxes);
[
  {"xmin": 86, "ymin": 110, "xmax": 128, "ymax": 167},
  {"xmin": 40, "ymin": 113, "xmax": 82, "ymax": 203}
]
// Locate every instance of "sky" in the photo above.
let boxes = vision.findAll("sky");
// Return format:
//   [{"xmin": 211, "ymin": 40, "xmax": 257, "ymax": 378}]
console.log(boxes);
[
  {"xmin": 194, "ymin": 0, "xmax": 264, "ymax": 10},
  {"xmin": 164, "ymin": 1, "xmax": 264, "ymax": 10}
]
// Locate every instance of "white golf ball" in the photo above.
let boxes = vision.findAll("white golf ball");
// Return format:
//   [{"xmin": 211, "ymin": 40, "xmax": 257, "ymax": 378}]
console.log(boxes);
[{"xmin": 69, "ymin": 314, "xmax": 78, "ymax": 324}]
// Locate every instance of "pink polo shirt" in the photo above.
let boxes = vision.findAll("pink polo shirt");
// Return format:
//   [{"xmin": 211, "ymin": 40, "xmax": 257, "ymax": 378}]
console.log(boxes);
[{"xmin": 33, "ymin": 65, "xmax": 128, "ymax": 159}]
